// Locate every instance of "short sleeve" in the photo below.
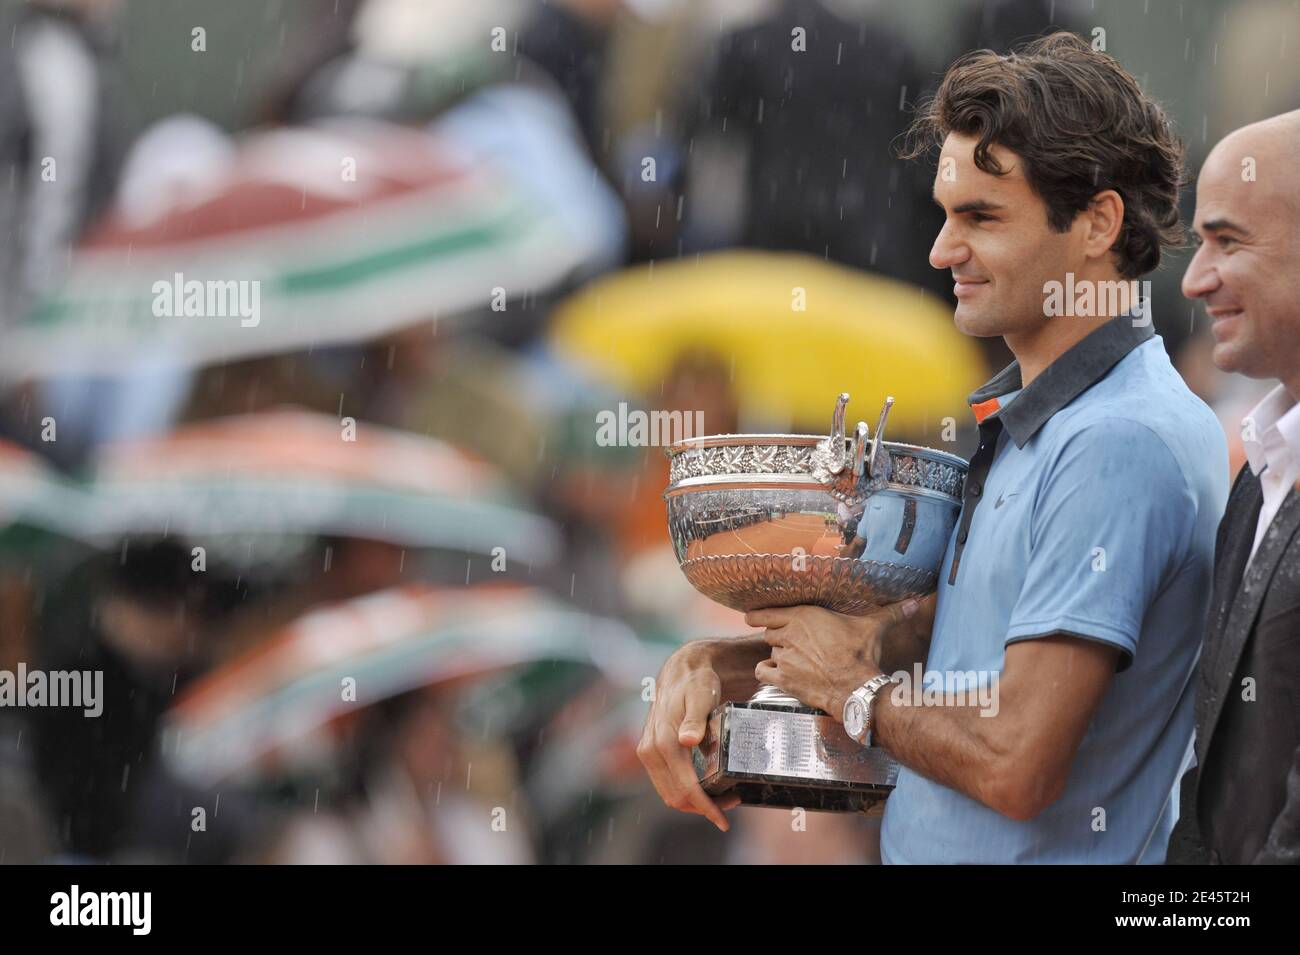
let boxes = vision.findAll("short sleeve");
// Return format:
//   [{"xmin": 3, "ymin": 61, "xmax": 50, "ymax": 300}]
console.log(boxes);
[{"xmin": 1004, "ymin": 417, "xmax": 1194, "ymax": 670}]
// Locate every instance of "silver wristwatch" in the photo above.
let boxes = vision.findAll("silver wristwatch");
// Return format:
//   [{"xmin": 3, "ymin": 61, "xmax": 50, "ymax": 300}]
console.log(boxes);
[{"xmin": 842, "ymin": 674, "xmax": 899, "ymax": 747}]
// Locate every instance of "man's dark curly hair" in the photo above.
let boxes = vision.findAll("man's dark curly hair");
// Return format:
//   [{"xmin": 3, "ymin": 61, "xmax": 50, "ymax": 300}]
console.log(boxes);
[{"xmin": 900, "ymin": 32, "xmax": 1186, "ymax": 279}]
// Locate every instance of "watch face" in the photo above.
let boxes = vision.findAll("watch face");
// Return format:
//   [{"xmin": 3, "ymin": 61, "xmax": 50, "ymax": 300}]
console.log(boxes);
[{"xmin": 844, "ymin": 698, "xmax": 865, "ymax": 738}]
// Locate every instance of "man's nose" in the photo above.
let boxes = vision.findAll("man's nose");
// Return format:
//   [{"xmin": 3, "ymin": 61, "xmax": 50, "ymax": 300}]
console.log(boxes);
[
  {"xmin": 1181, "ymin": 243, "xmax": 1219, "ymax": 300},
  {"xmin": 929, "ymin": 222, "xmax": 968, "ymax": 271},
  {"xmin": 930, "ymin": 220, "xmax": 972, "ymax": 272}
]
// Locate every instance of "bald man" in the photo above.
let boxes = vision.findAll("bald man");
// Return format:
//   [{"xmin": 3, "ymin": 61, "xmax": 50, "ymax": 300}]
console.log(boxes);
[{"xmin": 1170, "ymin": 110, "xmax": 1300, "ymax": 865}]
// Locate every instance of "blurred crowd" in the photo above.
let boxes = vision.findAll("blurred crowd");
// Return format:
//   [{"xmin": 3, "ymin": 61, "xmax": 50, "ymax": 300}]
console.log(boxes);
[{"xmin": 0, "ymin": 0, "xmax": 1295, "ymax": 864}]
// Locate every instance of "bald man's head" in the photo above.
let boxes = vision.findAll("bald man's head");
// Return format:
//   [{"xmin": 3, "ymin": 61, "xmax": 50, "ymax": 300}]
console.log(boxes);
[
  {"xmin": 1202, "ymin": 111, "xmax": 1300, "ymax": 213},
  {"xmin": 1183, "ymin": 110, "xmax": 1300, "ymax": 388}
]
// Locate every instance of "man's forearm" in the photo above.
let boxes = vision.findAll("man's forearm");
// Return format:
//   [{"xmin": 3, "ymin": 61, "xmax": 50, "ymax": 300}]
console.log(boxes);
[{"xmin": 873, "ymin": 686, "xmax": 1011, "ymax": 811}]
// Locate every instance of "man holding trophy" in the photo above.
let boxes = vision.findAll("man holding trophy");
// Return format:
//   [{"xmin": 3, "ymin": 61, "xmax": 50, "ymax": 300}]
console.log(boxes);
[{"xmin": 639, "ymin": 33, "xmax": 1228, "ymax": 863}]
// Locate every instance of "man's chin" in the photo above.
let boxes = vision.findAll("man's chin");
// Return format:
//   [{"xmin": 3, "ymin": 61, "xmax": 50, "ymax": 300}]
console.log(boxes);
[
  {"xmin": 1211, "ymin": 338, "xmax": 1262, "ymax": 377},
  {"xmin": 952, "ymin": 304, "xmax": 1002, "ymax": 338}
]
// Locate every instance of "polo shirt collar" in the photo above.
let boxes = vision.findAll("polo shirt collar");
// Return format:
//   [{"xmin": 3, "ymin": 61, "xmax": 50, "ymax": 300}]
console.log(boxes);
[
  {"xmin": 1243, "ymin": 382, "xmax": 1300, "ymax": 477},
  {"xmin": 966, "ymin": 312, "xmax": 1155, "ymax": 448}
]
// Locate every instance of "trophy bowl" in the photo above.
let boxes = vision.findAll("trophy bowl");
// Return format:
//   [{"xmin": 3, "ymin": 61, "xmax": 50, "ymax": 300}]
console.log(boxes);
[{"xmin": 663, "ymin": 393, "xmax": 968, "ymax": 812}]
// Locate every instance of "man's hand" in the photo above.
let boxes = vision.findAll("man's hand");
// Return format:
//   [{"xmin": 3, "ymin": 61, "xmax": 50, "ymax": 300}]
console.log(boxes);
[
  {"xmin": 745, "ymin": 599, "xmax": 923, "ymax": 719},
  {"xmin": 637, "ymin": 637, "xmax": 766, "ymax": 831}
]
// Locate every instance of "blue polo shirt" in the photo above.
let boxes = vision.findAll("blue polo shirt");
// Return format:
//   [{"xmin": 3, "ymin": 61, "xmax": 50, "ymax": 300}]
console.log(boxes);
[{"xmin": 880, "ymin": 315, "xmax": 1228, "ymax": 863}]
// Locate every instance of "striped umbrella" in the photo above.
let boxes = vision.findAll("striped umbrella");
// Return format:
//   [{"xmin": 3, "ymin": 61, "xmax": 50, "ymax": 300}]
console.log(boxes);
[
  {"xmin": 160, "ymin": 584, "xmax": 651, "ymax": 786},
  {"xmin": 0, "ymin": 441, "xmax": 93, "ymax": 546},
  {"xmin": 4, "ymin": 118, "xmax": 603, "ymax": 378},
  {"xmin": 81, "ymin": 408, "xmax": 560, "ymax": 563}
]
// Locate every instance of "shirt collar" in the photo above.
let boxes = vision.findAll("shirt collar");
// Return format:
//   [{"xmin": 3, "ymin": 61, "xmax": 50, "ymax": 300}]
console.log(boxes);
[
  {"xmin": 966, "ymin": 312, "xmax": 1155, "ymax": 447},
  {"xmin": 1243, "ymin": 383, "xmax": 1300, "ymax": 477}
]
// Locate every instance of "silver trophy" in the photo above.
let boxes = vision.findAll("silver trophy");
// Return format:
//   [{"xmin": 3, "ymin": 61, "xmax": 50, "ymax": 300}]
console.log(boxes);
[{"xmin": 664, "ymin": 393, "xmax": 968, "ymax": 812}]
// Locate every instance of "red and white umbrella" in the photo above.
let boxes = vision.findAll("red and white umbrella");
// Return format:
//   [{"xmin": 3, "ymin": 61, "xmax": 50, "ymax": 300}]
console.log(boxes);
[
  {"xmin": 80, "ymin": 408, "xmax": 560, "ymax": 562},
  {"xmin": 6, "ymin": 118, "xmax": 602, "ymax": 377},
  {"xmin": 160, "ymin": 584, "xmax": 651, "ymax": 786}
]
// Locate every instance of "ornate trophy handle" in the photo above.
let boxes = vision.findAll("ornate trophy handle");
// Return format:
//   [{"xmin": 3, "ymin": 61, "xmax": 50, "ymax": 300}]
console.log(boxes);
[
  {"xmin": 815, "ymin": 393, "xmax": 895, "ymax": 498},
  {"xmin": 826, "ymin": 392, "xmax": 851, "ymax": 474},
  {"xmin": 867, "ymin": 396, "xmax": 895, "ymax": 481},
  {"xmin": 852, "ymin": 421, "xmax": 870, "ymax": 478}
]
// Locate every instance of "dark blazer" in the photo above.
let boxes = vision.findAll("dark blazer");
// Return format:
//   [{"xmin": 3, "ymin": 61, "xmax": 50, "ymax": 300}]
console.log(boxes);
[{"xmin": 1168, "ymin": 464, "xmax": 1300, "ymax": 864}]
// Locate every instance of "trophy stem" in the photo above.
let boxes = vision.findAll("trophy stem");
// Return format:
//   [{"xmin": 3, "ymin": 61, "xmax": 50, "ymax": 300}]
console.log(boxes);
[{"xmin": 750, "ymin": 684, "xmax": 810, "ymax": 710}]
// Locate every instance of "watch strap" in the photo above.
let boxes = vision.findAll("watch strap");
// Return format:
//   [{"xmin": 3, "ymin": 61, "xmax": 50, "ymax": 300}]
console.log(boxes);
[{"xmin": 861, "ymin": 674, "xmax": 899, "ymax": 747}]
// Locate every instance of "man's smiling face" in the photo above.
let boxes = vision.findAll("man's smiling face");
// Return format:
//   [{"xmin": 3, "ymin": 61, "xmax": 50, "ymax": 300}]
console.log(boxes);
[
  {"xmin": 1182, "ymin": 119, "xmax": 1300, "ymax": 381},
  {"xmin": 930, "ymin": 133, "xmax": 1083, "ymax": 339}
]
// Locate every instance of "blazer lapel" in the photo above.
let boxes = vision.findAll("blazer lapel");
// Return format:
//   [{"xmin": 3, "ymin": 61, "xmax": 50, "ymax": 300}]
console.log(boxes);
[
  {"xmin": 1195, "ymin": 470, "xmax": 1260, "ymax": 767},
  {"xmin": 1219, "ymin": 475, "xmax": 1262, "ymax": 596},
  {"xmin": 1198, "ymin": 481, "xmax": 1300, "ymax": 768}
]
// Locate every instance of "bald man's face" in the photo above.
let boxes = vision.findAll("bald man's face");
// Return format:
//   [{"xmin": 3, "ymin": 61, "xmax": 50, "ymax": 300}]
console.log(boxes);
[{"xmin": 1183, "ymin": 125, "xmax": 1300, "ymax": 380}]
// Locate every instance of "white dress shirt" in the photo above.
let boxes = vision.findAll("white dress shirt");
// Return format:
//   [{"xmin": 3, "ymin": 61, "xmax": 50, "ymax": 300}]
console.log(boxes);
[{"xmin": 1241, "ymin": 383, "xmax": 1300, "ymax": 572}]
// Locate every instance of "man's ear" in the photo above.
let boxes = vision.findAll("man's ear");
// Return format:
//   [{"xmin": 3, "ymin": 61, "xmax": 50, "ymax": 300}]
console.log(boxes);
[{"xmin": 1084, "ymin": 188, "xmax": 1125, "ymax": 261}]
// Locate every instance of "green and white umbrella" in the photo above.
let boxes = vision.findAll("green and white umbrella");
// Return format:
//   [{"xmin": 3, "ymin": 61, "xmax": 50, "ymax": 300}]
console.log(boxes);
[
  {"xmin": 4, "ymin": 118, "xmax": 599, "ymax": 378},
  {"xmin": 76, "ymin": 408, "xmax": 560, "ymax": 564},
  {"xmin": 0, "ymin": 441, "xmax": 95, "ymax": 548},
  {"xmin": 160, "ymin": 584, "xmax": 651, "ymax": 786}
]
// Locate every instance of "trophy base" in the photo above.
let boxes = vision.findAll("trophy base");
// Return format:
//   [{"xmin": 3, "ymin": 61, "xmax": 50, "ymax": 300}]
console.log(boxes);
[{"xmin": 694, "ymin": 693, "xmax": 899, "ymax": 814}]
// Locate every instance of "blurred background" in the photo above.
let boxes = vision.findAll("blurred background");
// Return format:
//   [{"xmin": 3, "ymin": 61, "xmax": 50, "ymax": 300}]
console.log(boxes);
[{"xmin": 0, "ymin": 0, "xmax": 1295, "ymax": 864}]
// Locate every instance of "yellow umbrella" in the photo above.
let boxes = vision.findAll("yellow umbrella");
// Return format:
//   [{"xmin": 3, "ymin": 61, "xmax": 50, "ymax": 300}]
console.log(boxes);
[{"xmin": 548, "ymin": 251, "xmax": 986, "ymax": 435}]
